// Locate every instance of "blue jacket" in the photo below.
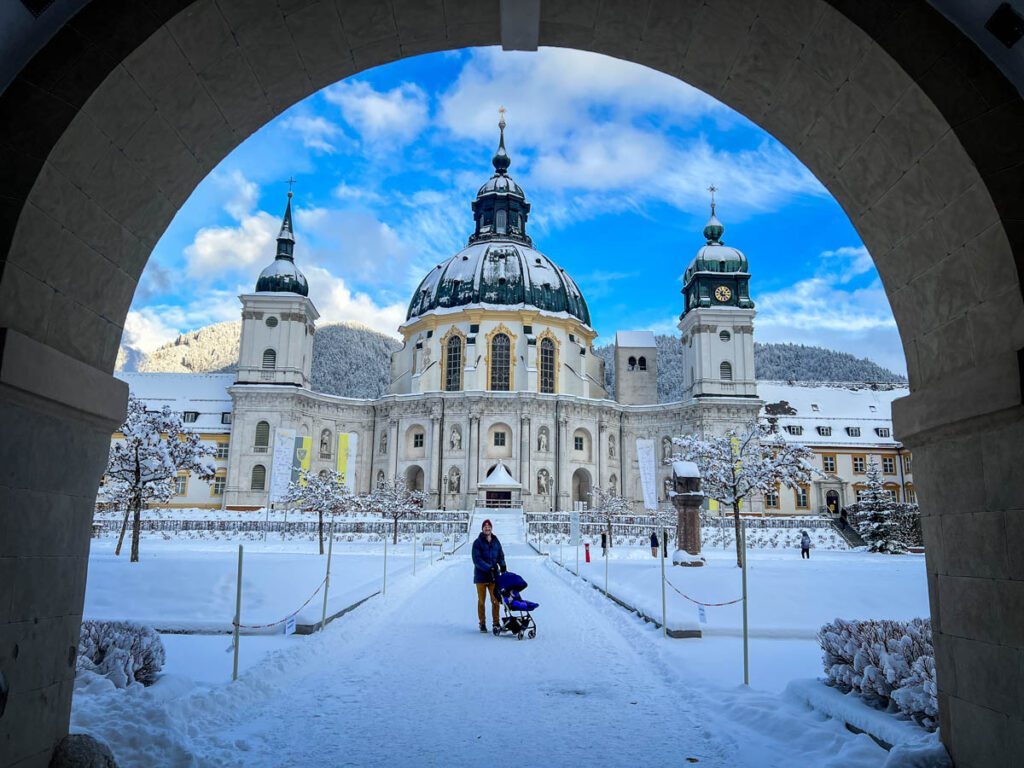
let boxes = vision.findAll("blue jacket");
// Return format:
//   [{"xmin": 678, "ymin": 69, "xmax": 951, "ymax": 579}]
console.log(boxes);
[{"xmin": 472, "ymin": 533, "xmax": 506, "ymax": 583}]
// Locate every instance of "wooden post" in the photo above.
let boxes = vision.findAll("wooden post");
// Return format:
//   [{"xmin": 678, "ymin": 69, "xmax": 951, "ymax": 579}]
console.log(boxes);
[
  {"xmin": 320, "ymin": 520, "xmax": 335, "ymax": 632},
  {"xmin": 232, "ymin": 545, "xmax": 243, "ymax": 681}
]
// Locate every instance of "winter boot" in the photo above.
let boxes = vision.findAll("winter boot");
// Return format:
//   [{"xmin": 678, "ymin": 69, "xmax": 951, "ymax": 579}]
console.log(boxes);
[{"xmin": 479, "ymin": 622, "xmax": 487, "ymax": 633}]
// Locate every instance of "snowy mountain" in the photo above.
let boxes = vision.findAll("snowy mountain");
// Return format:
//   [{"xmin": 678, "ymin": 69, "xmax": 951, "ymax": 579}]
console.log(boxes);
[
  {"xmin": 593, "ymin": 337, "xmax": 906, "ymax": 402},
  {"xmin": 121, "ymin": 320, "xmax": 401, "ymax": 399}
]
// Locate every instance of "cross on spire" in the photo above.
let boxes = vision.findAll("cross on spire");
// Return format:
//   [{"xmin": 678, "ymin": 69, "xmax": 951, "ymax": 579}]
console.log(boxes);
[
  {"xmin": 498, "ymin": 105, "xmax": 506, "ymax": 129},
  {"xmin": 708, "ymin": 184, "xmax": 717, "ymax": 214},
  {"xmin": 286, "ymin": 176, "xmax": 296, "ymax": 198}
]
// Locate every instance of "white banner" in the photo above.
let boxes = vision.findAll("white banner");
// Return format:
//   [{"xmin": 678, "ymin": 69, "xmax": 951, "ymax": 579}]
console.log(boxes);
[
  {"xmin": 569, "ymin": 511, "xmax": 580, "ymax": 546},
  {"xmin": 269, "ymin": 428, "xmax": 296, "ymax": 503},
  {"xmin": 636, "ymin": 438, "xmax": 658, "ymax": 511}
]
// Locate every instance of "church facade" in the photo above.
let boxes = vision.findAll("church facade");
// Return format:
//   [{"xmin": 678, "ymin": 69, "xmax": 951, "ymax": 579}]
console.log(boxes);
[
  {"xmin": 110, "ymin": 120, "xmax": 914, "ymax": 517},
  {"xmin": 220, "ymin": 119, "xmax": 763, "ymax": 514}
]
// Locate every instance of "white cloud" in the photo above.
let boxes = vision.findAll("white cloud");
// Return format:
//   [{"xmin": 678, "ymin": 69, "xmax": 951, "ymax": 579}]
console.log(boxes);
[
  {"xmin": 281, "ymin": 114, "xmax": 344, "ymax": 153},
  {"xmin": 304, "ymin": 266, "xmax": 405, "ymax": 338},
  {"xmin": 122, "ymin": 291, "xmax": 241, "ymax": 355},
  {"xmin": 185, "ymin": 211, "xmax": 279, "ymax": 277},
  {"xmin": 755, "ymin": 246, "xmax": 906, "ymax": 374},
  {"xmin": 325, "ymin": 81, "xmax": 428, "ymax": 145},
  {"xmin": 217, "ymin": 170, "xmax": 260, "ymax": 221},
  {"xmin": 296, "ymin": 206, "xmax": 416, "ymax": 286}
]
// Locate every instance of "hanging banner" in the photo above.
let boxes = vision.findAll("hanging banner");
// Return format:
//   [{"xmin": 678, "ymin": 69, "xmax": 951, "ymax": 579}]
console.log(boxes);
[
  {"xmin": 269, "ymin": 428, "xmax": 296, "ymax": 503},
  {"xmin": 291, "ymin": 435, "xmax": 312, "ymax": 484},
  {"xmin": 636, "ymin": 438, "xmax": 658, "ymax": 511},
  {"xmin": 569, "ymin": 511, "xmax": 581, "ymax": 546},
  {"xmin": 336, "ymin": 432, "xmax": 359, "ymax": 493}
]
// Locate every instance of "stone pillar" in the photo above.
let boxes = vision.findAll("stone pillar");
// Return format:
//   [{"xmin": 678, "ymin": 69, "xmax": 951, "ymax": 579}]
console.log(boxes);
[
  {"xmin": 428, "ymin": 411, "xmax": 440, "ymax": 505},
  {"xmin": 520, "ymin": 415, "xmax": 530, "ymax": 503},
  {"xmin": 670, "ymin": 462, "xmax": 704, "ymax": 567},
  {"xmin": 597, "ymin": 421, "xmax": 607, "ymax": 489},
  {"xmin": 467, "ymin": 414, "xmax": 480, "ymax": 504},
  {"xmin": 557, "ymin": 415, "xmax": 570, "ymax": 511},
  {"xmin": 0, "ymin": 330, "xmax": 128, "ymax": 766},
  {"xmin": 388, "ymin": 419, "xmax": 399, "ymax": 481}
]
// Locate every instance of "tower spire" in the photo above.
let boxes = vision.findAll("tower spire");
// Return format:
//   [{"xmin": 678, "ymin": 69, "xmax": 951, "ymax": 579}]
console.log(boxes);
[
  {"xmin": 492, "ymin": 106, "xmax": 511, "ymax": 175},
  {"xmin": 277, "ymin": 181, "xmax": 295, "ymax": 258},
  {"xmin": 703, "ymin": 184, "xmax": 724, "ymax": 244}
]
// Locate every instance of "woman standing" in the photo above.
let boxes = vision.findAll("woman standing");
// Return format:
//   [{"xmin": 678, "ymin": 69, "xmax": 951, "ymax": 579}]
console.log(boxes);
[{"xmin": 472, "ymin": 519, "xmax": 506, "ymax": 633}]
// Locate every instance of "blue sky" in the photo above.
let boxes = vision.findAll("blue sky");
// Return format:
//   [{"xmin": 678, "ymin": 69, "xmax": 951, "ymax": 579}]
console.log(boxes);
[{"xmin": 126, "ymin": 47, "xmax": 905, "ymax": 374}]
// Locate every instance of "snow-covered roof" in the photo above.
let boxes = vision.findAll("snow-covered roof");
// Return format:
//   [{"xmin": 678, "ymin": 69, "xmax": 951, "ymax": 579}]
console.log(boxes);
[
  {"xmin": 672, "ymin": 460, "xmax": 700, "ymax": 478},
  {"xmin": 478, "ymin": 464, "xmax": 520, "ymax": 488},
  {"xmin": 758, "ymin": 382, "xmax": 908, "ymax": 448},
  {"xmin": 615, "ymin": 331, "xmax": 656, "ymax": 348},
  {"xmin": 116, "ymin": 372, "xmax": 234, "ymax": 434}
]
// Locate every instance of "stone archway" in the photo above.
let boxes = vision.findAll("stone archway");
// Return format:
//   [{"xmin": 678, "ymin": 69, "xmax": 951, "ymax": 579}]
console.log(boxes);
[
  {"xmin": 2, "ymin": 2, "xmax": 1023, "ymax": 765},
  {"xmin": 571, "ymin": 468, "xmax": 592, "ymax": 509}
]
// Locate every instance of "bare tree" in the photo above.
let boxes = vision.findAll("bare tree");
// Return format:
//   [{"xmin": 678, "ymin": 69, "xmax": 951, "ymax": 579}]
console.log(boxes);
[
  {"xmin": 671, "ymin": 421, "xmax": 816, "ymax": 567},
  {"xmin": 589, "ymin": 485, "xmax": 633, "ymax": 549},
  {"xmin": 360, "ymin": 478, "xmax": 428, "ymax": 544},
  {"xmin": 103, "ymin": 396, "xmax": 216, "ymax": 562},
  {"xmin": 283, "ymin": 470, "xmax": 352, "ymax": 555}
]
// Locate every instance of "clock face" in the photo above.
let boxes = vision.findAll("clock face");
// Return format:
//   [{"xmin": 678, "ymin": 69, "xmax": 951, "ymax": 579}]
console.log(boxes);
[{"xmin": 714, "ymin": 285, "xmax": 732, "ymax": 302}]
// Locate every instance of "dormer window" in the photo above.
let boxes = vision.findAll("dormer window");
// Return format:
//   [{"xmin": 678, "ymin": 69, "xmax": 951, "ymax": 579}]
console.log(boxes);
[
  {"xmin": 783, "ymin": 425, "xmax": 803, "ymax": 436},
  {"xmin": 875, "ymin": 427, "xmax": 891, "ymax": 438},
  {"xmin": 817, "ymin": 426, "xmax": 831, "ymax": 436},
  {"xmin": 182, "ymin": 411, "xmax": 199, "ymax": 423},
  {"xmin": 811, "ymin": 404, "xmax": 820, "ymax": 412},
  {"xmin": 846, "ymin": 427, "xmax": 861, "ymax": 437}
]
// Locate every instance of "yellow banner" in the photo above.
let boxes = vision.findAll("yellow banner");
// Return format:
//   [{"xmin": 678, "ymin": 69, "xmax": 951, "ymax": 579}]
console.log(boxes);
[
  {"xmin": 292, "ymin": 436, "xmax": 312, "ymax": 484},
  {"xmin": 337, "ymin": 432, "xmax": 358, "ymax": 492}
]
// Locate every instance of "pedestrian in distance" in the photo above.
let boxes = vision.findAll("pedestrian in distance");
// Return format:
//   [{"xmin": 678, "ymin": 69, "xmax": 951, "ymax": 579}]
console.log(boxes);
[
  {"xmin": 800, "ymin": 530, "xmax": 811, "ymax": 559},
  {"xmin": 650, "ymin": 531, "xmax": 659, "ymax": 557},
  {"xmin": 839, "ymin": 509, "xmax": 849, "ymax": 531},
  {"xmin": 472, "ymin": 519, "xmax": 506, "ymax": 634},
  {"xmin": 601, "ymin": 531, "xmax": 608, "ymax": 557}
]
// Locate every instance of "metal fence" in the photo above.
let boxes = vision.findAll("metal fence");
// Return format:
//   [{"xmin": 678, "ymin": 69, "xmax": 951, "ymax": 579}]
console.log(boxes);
[{"xmin": 93, "ymin": 514, "xmax": 471, "ymax": 538}]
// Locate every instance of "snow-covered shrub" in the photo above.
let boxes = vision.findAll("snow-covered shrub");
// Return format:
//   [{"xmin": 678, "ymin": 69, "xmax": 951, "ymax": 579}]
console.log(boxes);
[
  {"xmin": 77, "ymin": 620, "xmax": 166, "ymax": 688},
  {"xmin": 817, "ymin": 617, "xmax": 936, "ymax": 729}
]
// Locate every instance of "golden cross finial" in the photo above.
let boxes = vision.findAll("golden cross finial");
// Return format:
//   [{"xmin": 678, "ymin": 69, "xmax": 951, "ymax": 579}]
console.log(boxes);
[{"xmin": 498, "ymin": 105, "xmax": 506, "ymax": 129}]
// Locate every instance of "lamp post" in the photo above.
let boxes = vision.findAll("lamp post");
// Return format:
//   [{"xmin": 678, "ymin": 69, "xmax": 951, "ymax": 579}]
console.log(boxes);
[{"xmin": 442, "ymin": 475, "xmax": 448, "ymax": 511}]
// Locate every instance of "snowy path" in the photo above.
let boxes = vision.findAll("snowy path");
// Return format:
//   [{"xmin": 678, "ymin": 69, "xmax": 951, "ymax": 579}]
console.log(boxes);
[{"xmin": 77, "ymin": 513, "xmax": 891, "ymax": 767}]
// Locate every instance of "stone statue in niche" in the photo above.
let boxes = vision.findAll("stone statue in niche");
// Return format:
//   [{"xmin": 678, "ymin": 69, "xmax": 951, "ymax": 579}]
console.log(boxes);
[
  {"xmin": 450, "ymin": 426, "xmax": 462, "ymax": 451},
  {"xmin": 537, "ymin": 469, "xmax": 550, "ymax": 495},
  {"xmin": 663, "ymin": 476, "xmax": 673, "ymax": 500},
  {"xmin": 448, "ymin": 468, "xmax": 461, "ymax": 494},
  {"xmin": 662, "ymin": 437, "xmax": 673, "ymax": 460},
  {"xmin": 537, "ymin": 428, "xmax": 549, "ymax": 452},
  {"xmin": 379, "ymin": 431, "xmax": 388, "ymax": 454},
  {"xmin": 608, "ymin": 435, "xmax": 616, "ymax": 458},
  {"xmin": 320, "ymin": 431, "xmax": 331, "ymax": 457}
]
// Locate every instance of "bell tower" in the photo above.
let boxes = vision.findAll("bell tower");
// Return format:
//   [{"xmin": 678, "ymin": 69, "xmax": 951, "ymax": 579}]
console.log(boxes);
[
  {"xmin": 237, "ymin": 188, "xmax": 318, "ymax": 388},
  {"xmin": 678, "ymin": 189, "xmax": 757, "ymax": 400}
]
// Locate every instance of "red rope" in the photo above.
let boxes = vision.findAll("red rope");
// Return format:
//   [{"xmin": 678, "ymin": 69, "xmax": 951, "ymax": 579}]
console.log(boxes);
[
  {"xmin": 233, "ymin": 576, "xmax": 328, "ymax": 629},
  {"xmin": 664, "ymin": 578, "xmax": 744, "ymax": 607}
]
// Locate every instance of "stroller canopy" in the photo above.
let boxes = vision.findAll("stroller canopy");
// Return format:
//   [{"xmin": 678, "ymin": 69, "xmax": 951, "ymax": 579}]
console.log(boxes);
[{"xmin": 496, "ymin": 571, "xmax": 528, "ymax": 592}]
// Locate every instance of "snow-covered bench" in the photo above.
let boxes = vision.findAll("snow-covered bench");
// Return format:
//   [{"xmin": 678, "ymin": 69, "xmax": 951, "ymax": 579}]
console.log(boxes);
[{"xmin": 420, "ymin": 535, "xmax": 444, "ymax": 550}]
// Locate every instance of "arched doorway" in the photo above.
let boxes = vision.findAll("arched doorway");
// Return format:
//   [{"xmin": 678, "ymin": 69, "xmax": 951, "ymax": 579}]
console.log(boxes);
[
  {"xmin": 571, "ymin": 468, "xmax": 592, "ymax": 511},
  {"xmin": 825, "ymin": 490, "xmax": 840, "ymax": 517},
  {"xmin": 405, "ymin": 465, "xmax": 424, "ymax": 492},
  {"xmin": 1, "ymin": 2, "xmax": 1023, "ymax": 764}
]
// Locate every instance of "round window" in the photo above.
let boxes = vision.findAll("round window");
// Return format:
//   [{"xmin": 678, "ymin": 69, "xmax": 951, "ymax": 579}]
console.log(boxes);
[
  {"xmin": 719, "ymin": 330, "xmax": 731, "ymax": 342},
  {"xmin": 266, "ymin": 317, "xmax": 279, "ymax": 328}
]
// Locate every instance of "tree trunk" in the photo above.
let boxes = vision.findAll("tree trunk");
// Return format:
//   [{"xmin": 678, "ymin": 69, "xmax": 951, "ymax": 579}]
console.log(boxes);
[
  {"xmin": 732, "ymin": 501, "xmax": 743, "ymax": 568},
  {"xmin": 129, "ymin": 496, "xmax": 143, "ymax": 563},
  {"xmin": 318, "ymin": 510, "xmax": 324, "ymax": 555},
  {"xmin": 606, "ymin": 520, "xmax": 613, "ymax": 549},
  {"xmin": 114, "ymin": 503, "xmax": 131, "ymax": 556},
  {"xmin": 392, "ymin": 517, "xmax": 399, "ymax": 545}
]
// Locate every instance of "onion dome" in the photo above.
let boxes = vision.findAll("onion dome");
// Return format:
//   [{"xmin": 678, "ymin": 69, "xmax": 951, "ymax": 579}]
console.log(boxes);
[
  {"xmin": 681, "ymin": 189, "xmax": 755, "ymax": 314},
  {"xmin": 683, "ymin": 194, "xmax": 749, "ymax": 283},
  {"xmin": 255, "ymin": 191, "xmax": 309, "ymax": 296},
  {"xmin": 405, "ymin": 111, "xmax": 590, "ymax": 326}
]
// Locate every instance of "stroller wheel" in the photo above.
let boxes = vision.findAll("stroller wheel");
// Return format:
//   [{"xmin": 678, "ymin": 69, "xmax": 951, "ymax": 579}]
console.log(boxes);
[
  {"xmin": 516, "ymin": 631, "xmax": 525, "ymax": 640},
  {"xmin": 528, "ymin": 628, "xmax": 537, "ymax": 639}
]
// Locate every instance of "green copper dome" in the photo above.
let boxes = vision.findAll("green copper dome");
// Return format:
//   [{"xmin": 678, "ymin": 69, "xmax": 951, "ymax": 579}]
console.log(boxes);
[
  {"xmin": 406, "ymin": 114, "xmax": 590, "ymax": 326},
  {"xmin": 681, "ymin": 198, "xmax": 754, "ymax": 315},
  {"xmin": 407, "ymin": 241, "xmax": 591, "ymax": 325},
  {"xmin": 255, "ymin": 193, "xmax": 309, "ymax": 296}
]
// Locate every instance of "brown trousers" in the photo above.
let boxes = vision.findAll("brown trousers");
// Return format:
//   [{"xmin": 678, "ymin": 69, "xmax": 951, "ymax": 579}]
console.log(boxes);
[{"xmin": 476, "ymin": 582, "xmax": 500, "ymax": 625}]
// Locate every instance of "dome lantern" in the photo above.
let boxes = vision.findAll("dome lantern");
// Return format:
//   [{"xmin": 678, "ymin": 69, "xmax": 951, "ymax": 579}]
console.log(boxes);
[{"xmin": 469, "ymin": 109, "xmax": 532, "ymax": 247}]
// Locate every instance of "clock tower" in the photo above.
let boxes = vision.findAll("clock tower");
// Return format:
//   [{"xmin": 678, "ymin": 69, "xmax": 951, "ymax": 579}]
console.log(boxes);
[{"xmin": 678, "ymin": 191, "xmax": 757, "ymax": 400}]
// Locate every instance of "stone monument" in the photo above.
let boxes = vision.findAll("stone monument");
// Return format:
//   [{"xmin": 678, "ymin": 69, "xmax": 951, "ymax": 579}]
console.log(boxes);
[{"xmin": 670, "ymin": 460, "xmax": 705, "ymax": 567}]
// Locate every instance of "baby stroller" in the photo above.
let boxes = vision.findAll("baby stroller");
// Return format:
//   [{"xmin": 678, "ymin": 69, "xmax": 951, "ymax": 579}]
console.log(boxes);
[{"xmin": 493, "ymin": 571, "xmax": 539, "ymax": 640}]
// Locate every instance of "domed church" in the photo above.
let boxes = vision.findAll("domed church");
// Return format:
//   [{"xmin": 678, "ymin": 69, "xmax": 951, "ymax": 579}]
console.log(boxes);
[{"xmin": 222, "ymin": 117, "xmax": 763, "ymax": 513}]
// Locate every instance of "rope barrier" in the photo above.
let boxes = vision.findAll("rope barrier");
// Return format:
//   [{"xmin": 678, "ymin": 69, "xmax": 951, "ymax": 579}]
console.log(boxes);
[
  {"xmin": 663, "ymin": 578, "xmax": 744, "ymax": 607},
  {"xmin": 232, "ymin": 576, "xmax": 328, "ymax": 629}
]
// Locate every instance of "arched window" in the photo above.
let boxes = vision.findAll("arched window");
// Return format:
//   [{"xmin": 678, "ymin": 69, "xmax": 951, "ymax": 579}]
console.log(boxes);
[
  {"xmin": 254, "ymin": 421, "xmax": 270, "ymax": 452},
  {"xmin": 496, "ymin": 209, "xmax": 507, "ymax": 234},
  {"xmin": 250, "ymin": 464, "xmax": 266, "ymax": 491},
  {"xmin": 490, "ymin": 333, "xmax": 511, "ymax": 391},
  {"xmin": 262, "ymin": 349, "xmax": 276, "ymax": 369},
  {"xmin": 638, "ymin": 356, "xmax": 647, "ymax": 371},
  {"xmin": 720, "ymin": 361, "xmax": 733, "ymax": 381},
  {"xmin": 627, "ymin": 356, "xmax": 637, "ymax": 370},
  {"xmin": 539, "ymin": 337, "xmax": 556, "ymax": 394},
  {"xmin": 445, "ymin": 334, "xmax": 463, "ymax": 391}
]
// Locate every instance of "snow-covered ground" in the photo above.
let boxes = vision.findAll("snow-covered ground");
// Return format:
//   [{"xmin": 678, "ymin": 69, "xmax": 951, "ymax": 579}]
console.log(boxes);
[{"xmin": 72, "ymin": 514, "xmax": 940, "ymax": 766}]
